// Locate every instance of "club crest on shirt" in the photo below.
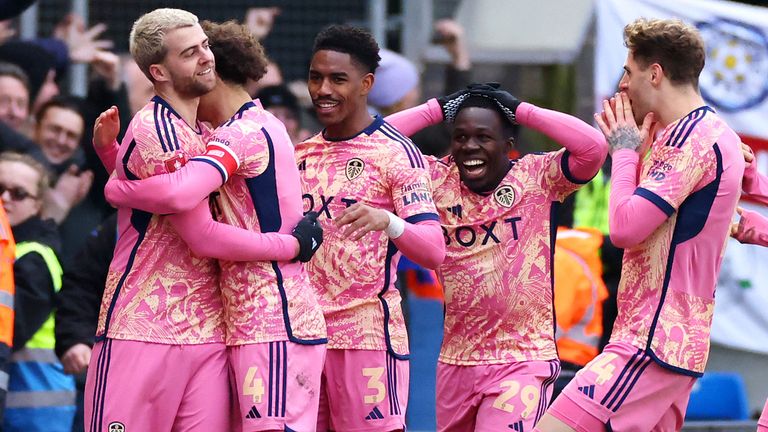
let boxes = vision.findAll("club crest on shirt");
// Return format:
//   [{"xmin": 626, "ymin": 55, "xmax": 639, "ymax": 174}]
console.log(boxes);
[
  {"xmin": 108, "ymin": 422, "xmax": 125, "ymax": 432},
  {"xmin": 494, "ymin": 185, "xmax": 516, "ymax": 208},
  {"xmin": 345, "ymin": 158, "xmax": 365, "ymax": 181},
  {"xmin": 163, "ymin": 151, "xmax": 187, "ymax": 173}
]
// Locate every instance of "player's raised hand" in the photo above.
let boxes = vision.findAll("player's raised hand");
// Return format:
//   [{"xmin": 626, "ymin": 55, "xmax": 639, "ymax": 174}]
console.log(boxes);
[
  {"xmin": 335, "ymin": 203, "xmax": 390, "ymax": 241},
  {"xmin": 741, "ymin": 142, "xmax": 755, "ymax": 165},
  {"xmin": 292, "ymin": 212, "xmax": 323, "ymax": 262},
  {"xmin": 594, "ymin": 92, "xmax": 653, "ymax": 154},
  {"xmin": 93, "ymin": 106, "xmax": 120, "ymax": 149}
]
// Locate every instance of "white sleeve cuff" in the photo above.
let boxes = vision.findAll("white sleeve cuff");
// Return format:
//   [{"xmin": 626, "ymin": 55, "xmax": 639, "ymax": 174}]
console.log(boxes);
[{"xmin": 384, "ymin": 211, "xmax": 406, "ymax": 239}]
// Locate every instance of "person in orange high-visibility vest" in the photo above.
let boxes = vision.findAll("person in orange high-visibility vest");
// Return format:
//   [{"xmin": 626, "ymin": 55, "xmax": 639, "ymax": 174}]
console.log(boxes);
[
  {"xmin": 552, "ymin": 227, "xmax": 608, "ymax": 401},
  {"xmin": 0, "ymin": 198, "xmax": 16, "ymax": 423}
]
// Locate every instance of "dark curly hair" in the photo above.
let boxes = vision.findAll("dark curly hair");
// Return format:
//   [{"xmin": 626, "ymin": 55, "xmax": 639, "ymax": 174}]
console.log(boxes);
[
  {"xmin": 312, "ymin": 24, "xmax": 381, "ymax": 74},
  {"xmin": 201, "ymin": 20, "xmax": 268, "ymax": 86}
]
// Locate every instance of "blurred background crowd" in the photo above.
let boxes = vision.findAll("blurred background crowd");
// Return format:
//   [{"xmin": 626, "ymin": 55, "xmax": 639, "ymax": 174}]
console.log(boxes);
[{"xmin": 0, "ymin": 1, "xmax": 767, "ymax": 431}]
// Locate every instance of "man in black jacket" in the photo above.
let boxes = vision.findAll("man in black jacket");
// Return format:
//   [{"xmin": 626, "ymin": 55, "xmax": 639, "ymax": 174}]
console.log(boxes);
[{"xmin": 55, "ymin": 212, "xmax": 115, "ymax": 432}]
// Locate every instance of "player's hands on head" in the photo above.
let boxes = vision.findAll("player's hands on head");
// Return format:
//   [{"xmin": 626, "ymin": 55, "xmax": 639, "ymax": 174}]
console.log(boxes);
[
  {"xmin": 292, "ymin": 211, "xmax": 323, "ymax": 262},
  {"xmin": 335, "ymin": 203, "xmax": 389, "ymax": 241},
  {"xmin": 437, "ymin": 87, "xmax": 471, "ymax": 124},
  {"xmin": 468, "ymin": 82, "xmax": 521, "ymax": 124},
  {"xmin": 93, "ymin": 106, "xmax": 120, "ymax": 149},
  {"xmin": 594, "ymin": 92, "xmax": 653, "ymax": 154}
]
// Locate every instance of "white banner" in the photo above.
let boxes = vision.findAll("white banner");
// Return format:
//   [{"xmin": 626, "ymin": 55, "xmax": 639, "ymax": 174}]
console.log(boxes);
[{"xmin": 596, "ymin": 0, "xmax": 768, "ymax": 354}]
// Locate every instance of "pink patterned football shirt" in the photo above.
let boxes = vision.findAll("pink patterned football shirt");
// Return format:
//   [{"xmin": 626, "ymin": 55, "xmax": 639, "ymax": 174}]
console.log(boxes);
[
  {"xmin": 294, "ymin": 117, "xmax": 439, "ymax": 357},
  {"xmin": 97, "ymin": 96, "xmax": 225, "ymax": 344},
  {"xmin": 611, "ymin": 106, "xmax": 743, "ymax": 375},
  {"xmin": 431, "ymin": 149, "xmax": 582, "ymax": 365},
  {"xmin": 190, "ymin": 100, "xmax": 326, "ymax": 345}
]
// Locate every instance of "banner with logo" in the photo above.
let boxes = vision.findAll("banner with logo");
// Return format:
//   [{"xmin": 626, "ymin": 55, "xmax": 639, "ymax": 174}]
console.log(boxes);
[{"xmin": 596, "ymin": 0, "xmax": 768, "ymax": 354}]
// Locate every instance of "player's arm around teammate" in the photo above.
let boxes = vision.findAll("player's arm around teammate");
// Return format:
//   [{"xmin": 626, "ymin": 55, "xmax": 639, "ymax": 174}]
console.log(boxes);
[{"xmin": 92, "ymin": 102, "xmax": 322, "ymax": 263}]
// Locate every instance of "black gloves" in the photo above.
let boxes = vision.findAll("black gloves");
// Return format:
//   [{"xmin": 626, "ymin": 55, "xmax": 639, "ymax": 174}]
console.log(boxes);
[
  {"xmin": 468, "ymin": 82, "xmax": 520, "ymax": 124},
  {"xmin": 437, "ymin": 87, "xmax": 471, "ymax": 124},
  {"xmin": 292, "ymin": 212, "xmax": 323, "ymax": 262},
  {"xmin": 437, "ymin": 82, "xmax": 521, "ymax": 124}
]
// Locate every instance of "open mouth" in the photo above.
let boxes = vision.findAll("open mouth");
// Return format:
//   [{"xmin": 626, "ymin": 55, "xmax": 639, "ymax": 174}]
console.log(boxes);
[
  {"xmin": 460, "ymin": 158, "xmax": 487, "ymax": 178},
  {"xmin": 196, "ymin": 67, "xmax": 212, "ymax": 76},
  {"xmin": 314, "ymin": 100, "xmax": 340, "ymax": 114}
]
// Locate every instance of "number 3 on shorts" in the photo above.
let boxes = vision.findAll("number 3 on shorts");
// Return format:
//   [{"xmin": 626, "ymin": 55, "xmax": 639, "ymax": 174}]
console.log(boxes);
[
  {"xmin": 243, "ymin": 366, "xmax": 265, "ymax": 403},
  {"xmin": 492, "ymin": 380, "xmax": 540, "ymax": 418},
  {"xmin": 362, "ymin": 367, "xmax": 386, "ymax": 404}
]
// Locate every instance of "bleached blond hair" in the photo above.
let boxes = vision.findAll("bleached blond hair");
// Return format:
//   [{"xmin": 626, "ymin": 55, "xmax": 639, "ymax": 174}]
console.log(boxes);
[{"xmin": 129, "ymin": 8, "xmax": 199, "ymax": 81}]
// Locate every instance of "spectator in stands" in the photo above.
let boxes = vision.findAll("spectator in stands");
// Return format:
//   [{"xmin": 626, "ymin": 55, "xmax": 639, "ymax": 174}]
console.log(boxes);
[
  {"xmin": 0, "ymin": 61, "xmax": 29, "ymax": 132},
  {"xmin": 32, "ymin": 97, "xmax": 93, "ymax": 227},
  {"xmin": 258, "ymin": 84, "xmax": 310, "ymax": 145},
  {"xmin": 0, "ymin": 62, "xmax": 48, "ymax": 163},
  {"xmin": 1, "ymin": 151, "xmax": 75, "ymax": 431},
  {"xmin": 0, "ymin": 41, "xmax": 59, "ymax": 122}
]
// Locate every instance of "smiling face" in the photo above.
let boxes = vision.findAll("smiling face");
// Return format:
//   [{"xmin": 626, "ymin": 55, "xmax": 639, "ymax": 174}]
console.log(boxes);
[
  {"xmin": 34, "ymin": 105, "xmax": 84, "ymax": 165},
  {"xmin": 307, "ymin": 49, "xmax": 372, "ymax": 130},
  {"xmin": 153, "ymin": 24, "xmax": 216, "ymax": 98},
  {"xmin": 450, "ymin": 106, "xmax": 513, "ymax": 194}
]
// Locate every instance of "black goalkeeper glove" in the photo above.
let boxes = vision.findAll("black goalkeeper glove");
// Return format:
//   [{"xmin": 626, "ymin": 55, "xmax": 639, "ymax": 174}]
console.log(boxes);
[
  {"xmin": 436, "ymin": 87, "xmax": 471, "ymax": 124},
  {"xmin": 292, "ymin": 212, "xmax": 323, "ymax": 262},
  {"xmin": 468, "ymin": 83, "xmax": 521, "ymax": 124}
]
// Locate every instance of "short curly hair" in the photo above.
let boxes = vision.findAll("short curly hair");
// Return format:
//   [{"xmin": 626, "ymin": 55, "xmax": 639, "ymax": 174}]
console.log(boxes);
[
  {"xmin": 624, "ymin": 18, "xmax": 705, "ymax": 87},
  {"xmin": 201, "ymin": 20, "xmax": 268, "ymax": 86},
  {"xmin": 312, "ymin": 24, "xmax": 381, "ymax": 74}
]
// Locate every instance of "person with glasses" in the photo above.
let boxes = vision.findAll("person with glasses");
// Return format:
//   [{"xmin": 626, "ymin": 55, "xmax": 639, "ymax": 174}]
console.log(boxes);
[{"xmin": 0, "ymin": 151, "xmax": 76, "ymax": 431}]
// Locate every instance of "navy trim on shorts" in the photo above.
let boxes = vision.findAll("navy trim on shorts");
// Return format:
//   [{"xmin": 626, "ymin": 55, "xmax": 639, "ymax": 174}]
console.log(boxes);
[
  {"xmin": 89, "ymin": 338, "xmax": 114, "ymax": 432},
  {"xmin": 601, "ymin": 349, "xmax": 653, "ymax": 412},
  {"xmin": 535, "ymin": 360, "xmax": 561, "ymax": 424},
  {"xmin": 268, "ymin": 341, "xmax": 289, "ymax": 417}
]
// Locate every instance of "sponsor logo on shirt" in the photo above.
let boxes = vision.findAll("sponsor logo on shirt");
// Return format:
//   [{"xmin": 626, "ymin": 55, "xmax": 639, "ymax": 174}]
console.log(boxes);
[
  {"xmin": 346, "ymin": 158, "xmax": 365, "ymax": 181},
  {"xmin": 108, "ymin": 422, "xmax": 126, "ymax": 431},
  {"xmin": 494, "ymin": 185, "xmax": 516, "ymax": 208},
  {"xmin": 303, "ymin": 194, "xmax": 358, "ymax": 219},
  {"xmin": 648, "ymin": 159, "xmax": 673, "ymax": 181},
  {"xmin": 163, "ymin": 151, "xmax": 187, "ymax": 173},
  {"xmin": 442, "ymin": 217, "xmax": 522, "ymax": 247}
]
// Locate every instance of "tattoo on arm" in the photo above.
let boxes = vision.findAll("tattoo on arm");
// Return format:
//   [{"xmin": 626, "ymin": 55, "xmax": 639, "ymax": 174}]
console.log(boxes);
[{"xmin": 608, "ymin": 125, "xmax": 641, "ymax": 152}]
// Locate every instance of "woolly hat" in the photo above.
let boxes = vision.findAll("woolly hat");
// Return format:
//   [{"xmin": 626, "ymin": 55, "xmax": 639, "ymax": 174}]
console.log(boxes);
[
  {"xmin": 0, "ymin": 41, "xmax": 56, "ymax": 102},
  {"xmin": 368, "ymin": 48, "xmax": 419, "ymax": 109},
  {"xmin": 258, "ymin": 85, "xmax": 300, "ymax": 118}
]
